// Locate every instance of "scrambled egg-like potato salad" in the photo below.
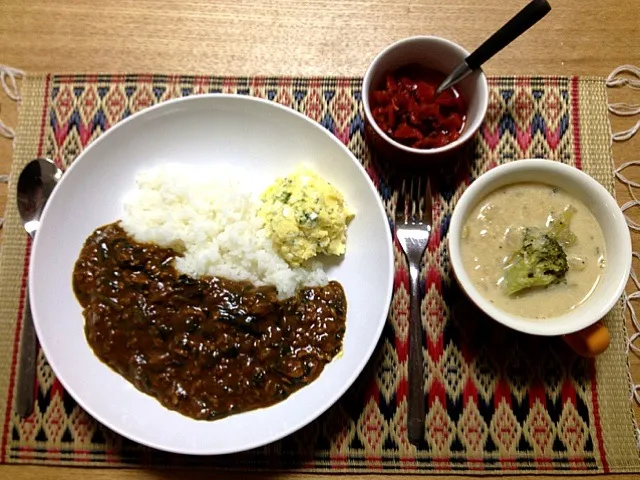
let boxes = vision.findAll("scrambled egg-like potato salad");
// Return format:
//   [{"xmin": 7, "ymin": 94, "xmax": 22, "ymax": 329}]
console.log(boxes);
[{"xmin": 259, "ymin": 165, "xmax": 354, "ymax": 267}]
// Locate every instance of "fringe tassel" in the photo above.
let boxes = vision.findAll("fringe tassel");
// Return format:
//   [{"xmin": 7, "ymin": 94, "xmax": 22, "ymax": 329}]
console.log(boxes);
[
  {"xmin": 0, "ymin": 65, "xmax": 24, "ymax": 145},
  {"xmin": 608, "ymin": 65, "xmax": 640, "ymax": 142},
  {"xmin": 615, "ymin": 161, "xmax": 640, "ymax": 416},
  {"xmin": 613, "ymin": 120, "xmax": 640, "ymax": 142},
  {"xmin": 0, "ymin": 65, "xmax": 24, "ymax": 230},
  {"xmin": 0, "ymin": 65, "xmax": 24, "ymax": 101},
  {"xmin": 625, "ymin": 252, "xmax": 640, "ymax": 408},
  {"xmin": 0, "ymin": 118, "xmax": 14, "ymax": 139},
  {"xmin": 609, "ymin": 102, "xmax": 640, "ymax": 116},
  {"xmin": 606, "ymin": 65, "xmax": 640, "ymax": 89}
]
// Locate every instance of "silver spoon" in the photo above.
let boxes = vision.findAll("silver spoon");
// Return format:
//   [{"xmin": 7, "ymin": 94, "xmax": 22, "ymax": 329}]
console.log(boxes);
[{"xmin": 15, "ymin": 158, "xmax": 63, "ymax": 417}]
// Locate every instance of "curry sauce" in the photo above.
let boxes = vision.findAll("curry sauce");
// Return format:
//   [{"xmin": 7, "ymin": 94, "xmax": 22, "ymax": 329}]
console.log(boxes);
[{"xmin": 73, "ymin": 222, "xmax": 346, "ymax": 420}]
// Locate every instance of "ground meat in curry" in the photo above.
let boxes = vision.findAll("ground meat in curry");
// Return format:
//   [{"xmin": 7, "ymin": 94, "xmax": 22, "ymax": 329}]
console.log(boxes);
[{"xmin": 72, "ymin": 222, "xmax": 346, "ymax": 421}]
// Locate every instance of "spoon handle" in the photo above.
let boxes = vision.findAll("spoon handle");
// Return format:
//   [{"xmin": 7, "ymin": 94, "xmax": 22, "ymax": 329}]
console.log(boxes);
[
  {"xmin": 466, "ymin": 0, "xmax": 551, "ymax": 70},
  {"xmin": 15, "ymin": 287, "xmax": 37, "ymax": 418}
]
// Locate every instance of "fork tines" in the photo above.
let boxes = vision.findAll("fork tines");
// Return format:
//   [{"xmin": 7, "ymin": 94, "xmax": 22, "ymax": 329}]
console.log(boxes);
[{"xmin": 399, "ymin": 177, "xmax": 428, "ymax": 224}]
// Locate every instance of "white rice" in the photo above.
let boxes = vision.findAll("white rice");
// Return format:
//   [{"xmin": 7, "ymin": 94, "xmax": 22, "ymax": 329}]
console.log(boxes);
[{"xmin": 120, "ymin": 163, "xmax": 327, "ymax": 298}]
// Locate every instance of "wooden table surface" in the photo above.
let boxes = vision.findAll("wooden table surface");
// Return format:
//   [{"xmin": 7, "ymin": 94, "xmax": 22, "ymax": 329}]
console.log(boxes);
[{"xmin": 1, "ymin": 0, "xmax": 639, "ymax": 478}]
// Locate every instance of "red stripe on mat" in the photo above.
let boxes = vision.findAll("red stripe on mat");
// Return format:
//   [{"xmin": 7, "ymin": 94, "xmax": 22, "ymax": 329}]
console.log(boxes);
[
  {"xmin": 0, "ymin": 74, "xmax": 52, "ymax": 462},
  {"xmin": 571, "ymin": 76, "xmax": 583, "ymax": 171}
]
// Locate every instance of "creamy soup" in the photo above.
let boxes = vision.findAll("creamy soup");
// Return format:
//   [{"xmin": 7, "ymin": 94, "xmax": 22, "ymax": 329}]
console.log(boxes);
[{"xmin": 460, "ymin": 183, "xmax": 605, "ymax": 319}]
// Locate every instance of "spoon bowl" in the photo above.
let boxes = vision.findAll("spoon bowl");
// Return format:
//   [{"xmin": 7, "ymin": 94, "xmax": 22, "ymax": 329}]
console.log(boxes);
[{"xmin": 17, "ymin": 158, "xmax": 63, "ymax": 238}]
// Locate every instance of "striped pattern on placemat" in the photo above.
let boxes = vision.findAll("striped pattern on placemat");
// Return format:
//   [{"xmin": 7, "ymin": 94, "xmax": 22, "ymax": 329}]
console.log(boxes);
[{"xmin": 0, "ymin": 74, "xmax": 638, "ymax": 472}]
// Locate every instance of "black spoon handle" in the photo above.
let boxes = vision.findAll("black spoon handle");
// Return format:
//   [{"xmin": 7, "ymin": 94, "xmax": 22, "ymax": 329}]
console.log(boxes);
[{"xmin": 466, "ymin": 0, "xmax": 552, "ymax": 70}]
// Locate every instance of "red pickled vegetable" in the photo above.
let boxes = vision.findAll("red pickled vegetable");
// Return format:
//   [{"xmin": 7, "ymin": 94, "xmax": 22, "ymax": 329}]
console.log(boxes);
[
  {"xmin": 415, "ymin": 81, "xmax": 435, "ymax": 103},
  {"xmin": 369, "ymin": 64, "xmax": 467, "ymax": 150},
  {"xmin": 394, "ymin": 123, "xmax": 423, "ymax": 140},
  {"xmin": 441, "ymin": 112, "xmax": 463, "ymax": 132},
  {"xmin": 372, "ymin": 90, "xmax": 391, "ymax": 106}
]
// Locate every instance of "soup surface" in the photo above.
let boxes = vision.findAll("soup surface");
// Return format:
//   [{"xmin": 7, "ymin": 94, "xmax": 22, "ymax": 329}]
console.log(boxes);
[{"xmin": 460, "ymin": 183, "xmax": 605, "ymax": 319}]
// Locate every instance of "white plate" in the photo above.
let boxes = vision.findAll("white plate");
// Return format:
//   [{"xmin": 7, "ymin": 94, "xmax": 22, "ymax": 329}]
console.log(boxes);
[{"xmin": 30, "ymin": 94, "xmax": 394, "ymax": 455}]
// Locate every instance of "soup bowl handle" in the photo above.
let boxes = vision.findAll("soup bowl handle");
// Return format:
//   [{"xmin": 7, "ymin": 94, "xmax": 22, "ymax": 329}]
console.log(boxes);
[{"xmin": 561, "ymin": 321, "xmax": 611, "ymax": 357}]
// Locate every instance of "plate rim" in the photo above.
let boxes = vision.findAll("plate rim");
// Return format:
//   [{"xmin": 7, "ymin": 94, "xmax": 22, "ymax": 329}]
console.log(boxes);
[{"xmin": 29, "ymin": 93, "xmax": 395, "ymax": 455}]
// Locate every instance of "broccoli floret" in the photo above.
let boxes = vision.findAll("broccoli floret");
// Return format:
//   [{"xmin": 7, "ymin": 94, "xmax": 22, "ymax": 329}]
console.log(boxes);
[
  {"xmin": 546, "ymin": 206, "xmax": 577, "ymax": 247},
  {"xmin": 503, "ymin": 228, "xmax": 569, "ymax": 296}
]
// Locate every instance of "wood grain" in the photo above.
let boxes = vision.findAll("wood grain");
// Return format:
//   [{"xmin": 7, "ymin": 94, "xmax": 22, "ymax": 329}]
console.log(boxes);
[{"xmin": 1, "ymin": 0, "xmax": 639, "ymax": 478}]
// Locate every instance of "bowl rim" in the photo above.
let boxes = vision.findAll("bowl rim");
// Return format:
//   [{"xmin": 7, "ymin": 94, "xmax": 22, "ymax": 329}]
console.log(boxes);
[
  {"xmin": 29, "ymin": 93, "xmax": 396, "ymax": 455},
  {"xmin": 448, "ymin": 159, "xmax": 632, "ymax": 336},
  {"xmin": 362, "ymin": 35, "xmax": 489, "ymax": 156}
]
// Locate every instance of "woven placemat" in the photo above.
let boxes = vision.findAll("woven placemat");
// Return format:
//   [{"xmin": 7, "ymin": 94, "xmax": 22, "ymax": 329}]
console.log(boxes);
[{"xmin": 0, "ymin": 74, "xmax": 638, "ymax": 473}]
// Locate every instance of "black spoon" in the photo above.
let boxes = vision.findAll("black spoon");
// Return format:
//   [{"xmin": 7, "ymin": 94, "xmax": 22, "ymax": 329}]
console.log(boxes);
[{"xmin": 437, "ymin": 0, "xmax": 552, "ymax": 94}]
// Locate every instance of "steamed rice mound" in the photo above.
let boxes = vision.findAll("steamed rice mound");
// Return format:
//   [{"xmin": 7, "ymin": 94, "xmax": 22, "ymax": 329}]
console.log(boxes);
[{"xmin": 120, "ymin": 164, "xmax": 327, "ymax": 298}]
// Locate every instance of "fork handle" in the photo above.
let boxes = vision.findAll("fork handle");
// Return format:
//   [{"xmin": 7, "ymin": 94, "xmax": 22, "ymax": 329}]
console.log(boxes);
[{"xmin": 407, "ymin": 262, "xmax": 425, "ymax": 445}]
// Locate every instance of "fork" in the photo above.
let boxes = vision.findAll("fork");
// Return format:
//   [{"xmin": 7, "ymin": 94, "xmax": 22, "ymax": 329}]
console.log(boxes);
[{"xmin": 395, "ymin": 177, "xmax": 432, "ymax": 446}]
